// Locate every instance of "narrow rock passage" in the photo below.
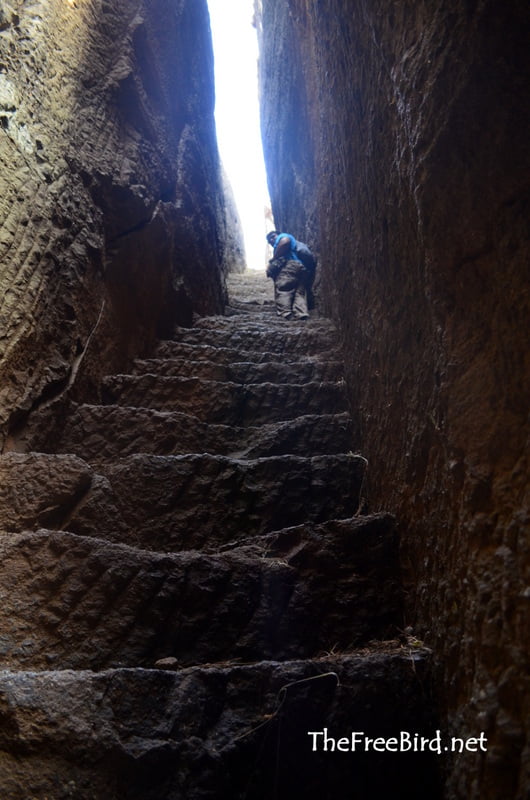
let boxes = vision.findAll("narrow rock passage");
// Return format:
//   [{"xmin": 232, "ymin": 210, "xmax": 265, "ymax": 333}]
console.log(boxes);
[{"xmin": 0, "ymin": 271, "xmax": 439, "ymax": 799}]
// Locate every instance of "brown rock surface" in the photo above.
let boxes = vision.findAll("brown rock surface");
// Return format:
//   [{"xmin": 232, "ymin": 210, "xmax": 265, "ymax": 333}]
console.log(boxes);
[
  {"xmin": 0, "ymin": 450, "xmax": 365, "ymax": 551},
  {"xmin": 0, "ymin": 652, "xmax": 436, "ymax": 800},
  {"xmin": 158, "ymin": 321, "xmax": 340, "ymax": 356},
  {"xmin": 0, "ymin": 0, "xmax": 231, "ymax": 447},
  {"xmin": 0, "ymin": 514, "xmax": 399, "ymax": 669},
  {"xmin": 0, "ymin": 453, "xmax": 93, "ymax": 532},
  {"xmin": 0, "ymin": 270, "xmax": 439, "ymax": 797},
  {"xmin": 101, "ymin": 374, "xmax": 349, "ymax": 422},
  {"xmin": 132, "ymin": 356, "xmax": 344, "ymax": 383},
  {"xmin": 257, "ymin": 2, "xmax": 530, "ymax": 797},
  {"xmin": 16, "ymin": 404, "xmax": 353, "ymax": 460}
]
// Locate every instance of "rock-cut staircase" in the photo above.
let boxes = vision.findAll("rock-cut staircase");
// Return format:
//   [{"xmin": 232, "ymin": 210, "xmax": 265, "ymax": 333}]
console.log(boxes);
[{"xmin": 0, "ymin": 271, "xmax": 439, "ymax": 799}]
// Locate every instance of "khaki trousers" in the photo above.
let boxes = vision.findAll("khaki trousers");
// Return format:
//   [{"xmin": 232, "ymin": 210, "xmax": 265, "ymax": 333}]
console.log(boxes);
[{"xmin": 274, "ymin": 260, "xmax": 309, "ymax": 319}]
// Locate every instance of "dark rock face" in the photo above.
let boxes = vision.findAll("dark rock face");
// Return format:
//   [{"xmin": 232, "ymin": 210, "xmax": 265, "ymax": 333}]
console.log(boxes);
[
  {"xmin": 0, "ymin": 272, "xmax": 439, "ymax": 798},
  {"xmin": 257, "ymin": 1, "xmax": 530, "ymax": 798},
  {"xmin": 14, "ymin": 404, "xmax": 353, "ymax": 460},
  {"xmin": 0, "ymin": 654, "xmax": 436, "ymax": 800},
  {"xmin": 1, "ymin": 451, "xmax": 365, "ymax": 551},
  {"xmin": 0, "ymin": 0, "xmax": 232, "ymax": 447},
  {"xmin": 0, "ymin": 514, "xmax": 400, "ymax": 669}
]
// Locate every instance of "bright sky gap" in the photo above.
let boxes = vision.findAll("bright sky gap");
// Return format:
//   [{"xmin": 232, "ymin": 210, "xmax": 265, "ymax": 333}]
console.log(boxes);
[{"xmin": 207, "ymin": 0, "xmax": 271, "ymax": 271}]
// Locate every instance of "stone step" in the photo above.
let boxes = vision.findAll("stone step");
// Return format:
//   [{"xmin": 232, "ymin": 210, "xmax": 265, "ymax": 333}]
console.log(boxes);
[
  {"xmin": 0, "ymin": 452, "xmax": 365, "ymax": 552},
  {"xmin": 101, "ymin": 375, "xmax": 349, "ymax": 424},
  {"xmin": 193, "ymin": 314, "xmax": 335, "ymax": 333},
  {"xmin": 224, "ymin": 300, "xmax": 277, "ymax": 316},
  {"xmin": 0, "ymin": 514, "xmax": 400, "ymax": 669},
  {"xmin": 226, "ymin": 275, "xmax": 272, "ymax": 285},
  {"xmin": 71, "ymin": 452, "xmax": 365, "ymax": 551},
  {"xmin": 163, "ymin": 324, "xmax": 338, "ymax": 355},
  {"xmin": 225, "ymin": 300, "xmax": 277, "ymax": 315},
  {"xmin": 132, "ymin": 357, "xmax": 344, "ymax": 384},
  {"xmin": 18, "ymin": 404, "xmax": 352, "ymax": 460},
  {"xmin": 155, "ymin": 339, "xmax": 337, "ymax": 364},
  {"xmin": 0, "ymin": 650, "xmax": 438, "ymax": 800},
  {"xmin": 227, "ymin": 270, "xmax": 272, "ymax": 291},
  {"xmin": 227, "ymin": 270, "xmax": 270, "ymax": 283}
]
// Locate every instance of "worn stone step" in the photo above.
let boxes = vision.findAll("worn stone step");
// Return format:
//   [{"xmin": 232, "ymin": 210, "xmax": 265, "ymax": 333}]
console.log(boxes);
[
  {"xmin": 17, "ymin": 404, "xmax": 352, "ymax": 460},
  {"xmin": 227, "ymin": 270, "xmax": 272, "ymax": 294},
  {"xmin": 101, "ymin": 375, "xmax": 349, "ymax": 424},
  {"xmin": 155, "ymin": 339, "xmax": 337, "ymax": 365},
  {"xmin": 225, "ymin": 300, "xmax": 277, "ymax": 315},
  {"xmin": 70, "ymin": 452, "xmax": 365, "ymax": 551},
  {"xmin": 226, "ymin": 272, "xmax": 271, "ymax": 282},
  {"xmin": 227, "ymin": 270, "xmax": 270, "ymax": 284},
  {"xmin": 0, "ymin": 452, "xmax": 365, "ymax": 551},
  {"xmin": 224, "ymin": 300, "xmax": 277, "ymax": 316},
  {"xmin": 0, "ymin": 515, "xmax": 399, "ymax": 669},
  {"xmin": 193, "ymin": 314, "xmax": 336, "ymax": 333},
  {"xmin": 164, "ymin": 324, "xmax": 338, "ymax": 355},
  {"xmin": 132, "ymin": 357, "xmax": 344, "ymax": 384},
  {"xmin": 0, "ymin": 650, "xmax": 438, "ymax": 800}
]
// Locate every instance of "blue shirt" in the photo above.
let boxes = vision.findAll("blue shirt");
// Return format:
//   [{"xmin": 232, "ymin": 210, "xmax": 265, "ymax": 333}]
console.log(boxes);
[{"xmin": 273, "ymin": 233, "xmax": 302, "ymax": 262}]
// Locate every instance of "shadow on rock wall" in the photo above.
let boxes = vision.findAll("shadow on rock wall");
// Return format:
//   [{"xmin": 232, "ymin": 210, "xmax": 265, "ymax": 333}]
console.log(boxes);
[{"xmin": 257, "ymin": 1, "xmax": 530, "ymax": 798}]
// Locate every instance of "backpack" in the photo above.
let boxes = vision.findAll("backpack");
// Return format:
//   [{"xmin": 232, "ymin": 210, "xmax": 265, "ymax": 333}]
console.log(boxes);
[{"xmin": 294, "ymin": 240, "xmax": 317, "ymax": 276}]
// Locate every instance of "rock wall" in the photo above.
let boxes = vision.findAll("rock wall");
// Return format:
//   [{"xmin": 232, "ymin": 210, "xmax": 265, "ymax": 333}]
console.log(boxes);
[
  {"xmin": 257, "ymin": 1, "xmax": 530, "ymax": 798},
  {"xmin": 0, "ymin": 0, "xmax": 230, "ymax": 448},
  {"xmin": 220, "ymin": 166, "xmax": 247, "ymax": 273}
]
